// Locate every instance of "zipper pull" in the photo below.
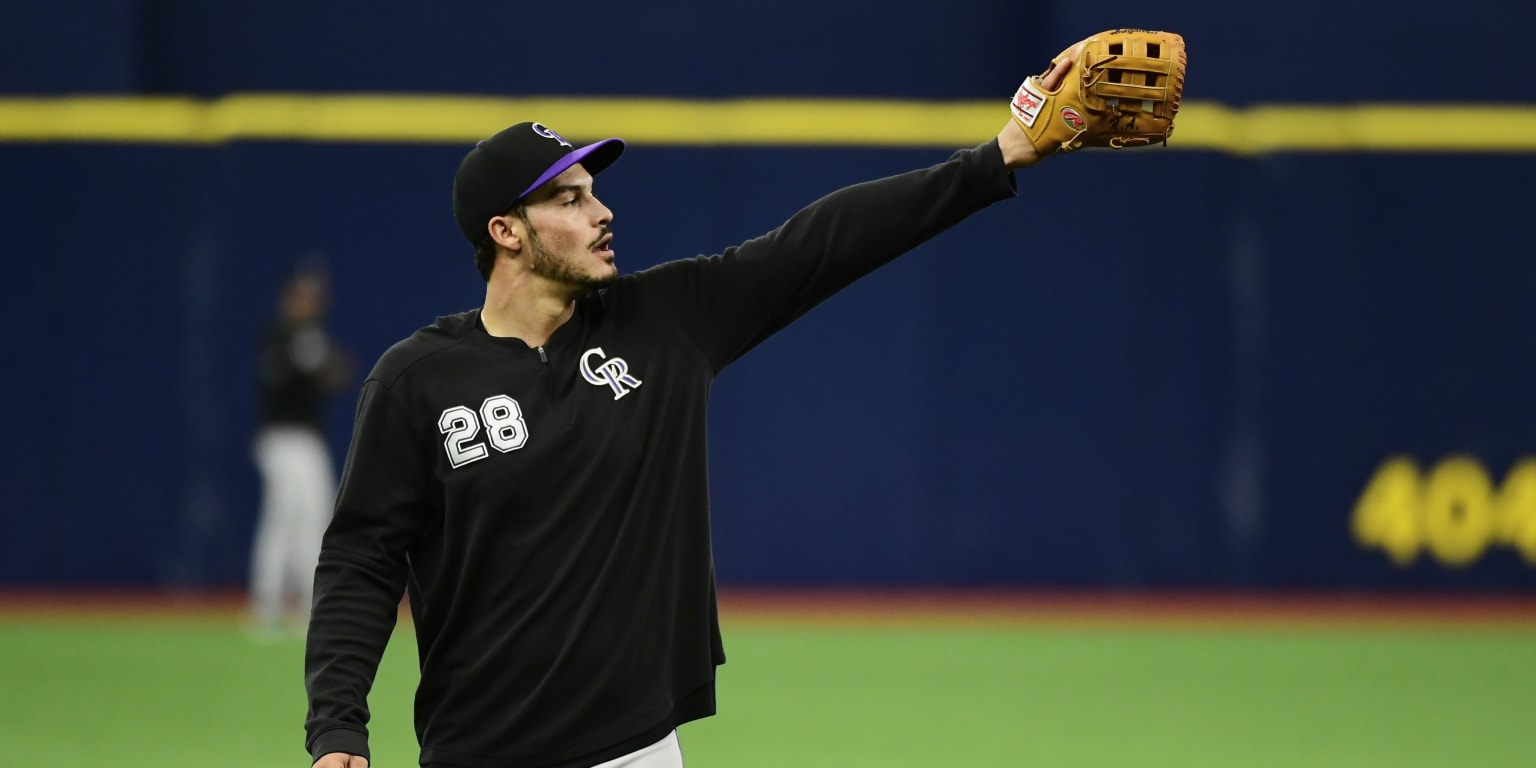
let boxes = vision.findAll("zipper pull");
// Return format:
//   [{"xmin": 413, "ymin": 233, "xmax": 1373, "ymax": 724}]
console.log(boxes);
[{"xmin": 537, "ymin": 346, "xmax": 548, "ymax": 364}]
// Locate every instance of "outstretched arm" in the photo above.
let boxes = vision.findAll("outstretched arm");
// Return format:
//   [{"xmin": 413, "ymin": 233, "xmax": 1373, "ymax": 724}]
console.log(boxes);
[
  {"xmin": 634, "ymin": 50, "xmax": 1071, "ymax": 371},
  {"xmin": 632, "ymin": 31, "xmax": 1172, "ymax": 371}
]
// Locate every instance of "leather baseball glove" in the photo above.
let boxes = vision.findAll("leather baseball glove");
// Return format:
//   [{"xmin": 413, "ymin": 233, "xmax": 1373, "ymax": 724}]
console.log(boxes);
[{"xmin": 1009, "ymin": 29, "xmax": 1187, "ymax": 155}]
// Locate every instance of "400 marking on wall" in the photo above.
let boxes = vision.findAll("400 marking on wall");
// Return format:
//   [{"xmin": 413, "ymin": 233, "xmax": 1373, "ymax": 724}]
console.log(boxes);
[{"xmin": 1352, "ymin": 455, "xmax": 1536, "ymax": 568}]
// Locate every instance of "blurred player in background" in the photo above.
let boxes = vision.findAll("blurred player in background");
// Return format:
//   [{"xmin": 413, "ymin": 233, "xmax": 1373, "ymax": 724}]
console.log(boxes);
[{"xmin": 250, "ymin": 255, "xmax": 353, "ymax": 635}]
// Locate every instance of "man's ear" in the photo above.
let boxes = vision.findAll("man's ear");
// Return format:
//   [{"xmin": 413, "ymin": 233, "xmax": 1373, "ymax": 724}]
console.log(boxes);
[{"xmin": 488, "ymin": 215, "xmax": 522, "ymax": 253}]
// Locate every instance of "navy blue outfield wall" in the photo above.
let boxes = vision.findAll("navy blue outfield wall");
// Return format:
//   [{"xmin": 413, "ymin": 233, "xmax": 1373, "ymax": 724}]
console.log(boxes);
[
  {"xmin": 2, "ymin": 1, "xmax": 1532, "ymax": 589},
  {"xmin": 0, "ymin": 0, "xmax": 1519, "ymax": 103}
]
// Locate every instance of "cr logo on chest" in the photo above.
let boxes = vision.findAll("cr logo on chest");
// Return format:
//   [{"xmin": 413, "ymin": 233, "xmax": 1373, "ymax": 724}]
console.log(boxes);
[{"xmin": 580, "ymin": 347, "xmax": 643, "ymax": 400}]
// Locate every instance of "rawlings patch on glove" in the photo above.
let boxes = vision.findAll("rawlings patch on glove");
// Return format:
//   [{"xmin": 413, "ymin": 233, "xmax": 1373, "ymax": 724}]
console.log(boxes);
[{"xmin": 1010, "ymin": 28, "xmax": 1187, "ymax": 154}]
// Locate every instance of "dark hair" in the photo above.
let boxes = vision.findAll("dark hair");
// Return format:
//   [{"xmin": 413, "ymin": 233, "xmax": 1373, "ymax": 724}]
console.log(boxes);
[
  {"xmin": 472, "ymin": 203, "xmax": 529, "ymax": 282},
  {"xmin": 472, "ymin": 233, "xmax": 496, "ymax": 282}
]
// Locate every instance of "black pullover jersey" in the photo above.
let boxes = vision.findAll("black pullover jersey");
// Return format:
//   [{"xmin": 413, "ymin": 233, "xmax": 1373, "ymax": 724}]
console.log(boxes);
[{"xmin": 305, "ymin": 140, "xmax": 1018, "ymax": 767}]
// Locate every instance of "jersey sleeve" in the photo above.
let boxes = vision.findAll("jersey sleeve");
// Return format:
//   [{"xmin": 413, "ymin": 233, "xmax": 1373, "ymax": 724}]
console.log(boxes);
[
  {"xmin": 304, "ymin": 377, "xmax": 435, "ymax": 761},
  {"xmin": 634, "ymin": 140, "xmax": 1017, "ymax": 371}
]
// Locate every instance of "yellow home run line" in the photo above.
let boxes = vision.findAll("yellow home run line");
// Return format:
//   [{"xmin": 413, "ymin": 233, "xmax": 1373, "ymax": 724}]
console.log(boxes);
[{"xmin": 1, "ymin": 94, "xmax": 1533, "ymax": 153}]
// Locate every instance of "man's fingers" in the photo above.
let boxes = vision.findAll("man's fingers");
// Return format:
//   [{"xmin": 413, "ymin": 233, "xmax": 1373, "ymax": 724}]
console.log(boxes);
[
  {"xmin": 1040, "ymin": 45, "xmax": 1079, "ymax": 91},
  {"xmin": 312, "ymin": 754, "xmax": 367, "ymax": 768}
]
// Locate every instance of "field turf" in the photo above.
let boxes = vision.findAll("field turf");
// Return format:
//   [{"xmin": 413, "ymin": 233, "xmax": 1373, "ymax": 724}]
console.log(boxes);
[{"xmin": 1, "ymin": 592, "xmax": 1532, "ymax": 767}]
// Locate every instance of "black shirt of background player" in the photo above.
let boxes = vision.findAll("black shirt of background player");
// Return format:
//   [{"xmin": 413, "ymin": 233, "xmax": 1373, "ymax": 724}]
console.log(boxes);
[{"xmin": 258, "ymin": 320, "xmax": 336, "ymax": 433}]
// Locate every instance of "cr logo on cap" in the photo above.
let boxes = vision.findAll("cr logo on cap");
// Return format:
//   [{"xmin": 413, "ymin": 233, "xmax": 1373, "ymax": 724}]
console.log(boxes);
[{"xmin": 531, "ymin": 123, "xmax": 572, "ymax": 148}]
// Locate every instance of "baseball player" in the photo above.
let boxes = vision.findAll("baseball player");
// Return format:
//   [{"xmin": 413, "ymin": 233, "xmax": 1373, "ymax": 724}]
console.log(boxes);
[
  {"xmin": 250, "ymin": 260, "xmax": 353, "ymax": 634},
  {"xmin": 305, "ymin": 30, "xmax": 1184, "ymax": 768}
]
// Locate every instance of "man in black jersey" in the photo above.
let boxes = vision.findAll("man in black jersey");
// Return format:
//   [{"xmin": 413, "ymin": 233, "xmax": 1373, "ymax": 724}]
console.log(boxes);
[{"xmin": 306, "ymin": 57, "xmax": 1077, "ymax": 768}]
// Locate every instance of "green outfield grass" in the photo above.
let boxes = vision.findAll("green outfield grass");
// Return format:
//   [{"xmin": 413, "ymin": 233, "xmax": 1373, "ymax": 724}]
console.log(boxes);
[{"xmin": 1, "ymin": 613, "xmax": 1532, "ymax": 767}]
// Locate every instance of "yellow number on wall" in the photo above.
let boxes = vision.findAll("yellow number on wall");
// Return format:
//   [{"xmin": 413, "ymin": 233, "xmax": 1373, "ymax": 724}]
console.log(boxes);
[
  {"xmin": 1351, "ymin": 455, "xmax": 1423, "ymax": 566},
  {"xmin": 1419, "ymin": 455, "xmax": 1494, "ymax": 568},
  {"xmin": 1354, "ymin": 454, "xmax": 1536, "ymax": 568},
  {"xmin": 1496, "ymin": 458, "xmax": 1536, "ymax": 564}
]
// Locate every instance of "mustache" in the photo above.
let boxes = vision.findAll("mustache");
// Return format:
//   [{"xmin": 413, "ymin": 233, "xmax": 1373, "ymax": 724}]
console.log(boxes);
[{"xmin": 590, "ymin": 225, "xmax": 612, "ymax": 249}]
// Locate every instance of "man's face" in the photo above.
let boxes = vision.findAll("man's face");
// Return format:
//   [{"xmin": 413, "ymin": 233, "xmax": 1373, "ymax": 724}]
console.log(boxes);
[
  {"xmin": 283, "ymin": 274, "xmax": 328, "ymax": 323},
  {"xmin": 518, "ymin": 163, "xmax": 617, "ymax": 290}
]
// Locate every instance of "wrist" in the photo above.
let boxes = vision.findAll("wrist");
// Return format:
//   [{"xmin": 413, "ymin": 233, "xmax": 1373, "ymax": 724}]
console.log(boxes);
[{"xmin": 997, "ymin": 119, "xmax": 1043, "ymax": 169}]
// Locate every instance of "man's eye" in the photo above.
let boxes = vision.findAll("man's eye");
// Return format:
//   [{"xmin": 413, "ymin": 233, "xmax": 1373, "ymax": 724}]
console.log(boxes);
[{"xmin": 564, "ymin": 196, "xmax": 581, "ymax": 206}]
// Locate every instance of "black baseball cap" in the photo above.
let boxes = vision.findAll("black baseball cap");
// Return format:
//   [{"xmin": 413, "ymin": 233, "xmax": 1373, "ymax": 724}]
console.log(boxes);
[{"xmin": 452, "ymin": 121, "xmax": 625, "ymax": 242}]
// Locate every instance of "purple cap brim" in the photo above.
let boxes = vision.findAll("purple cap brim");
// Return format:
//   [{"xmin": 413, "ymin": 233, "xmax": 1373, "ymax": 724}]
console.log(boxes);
[{"xmin": 518, "ymin": 138, "xmax": 625, "ymax": 200}]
